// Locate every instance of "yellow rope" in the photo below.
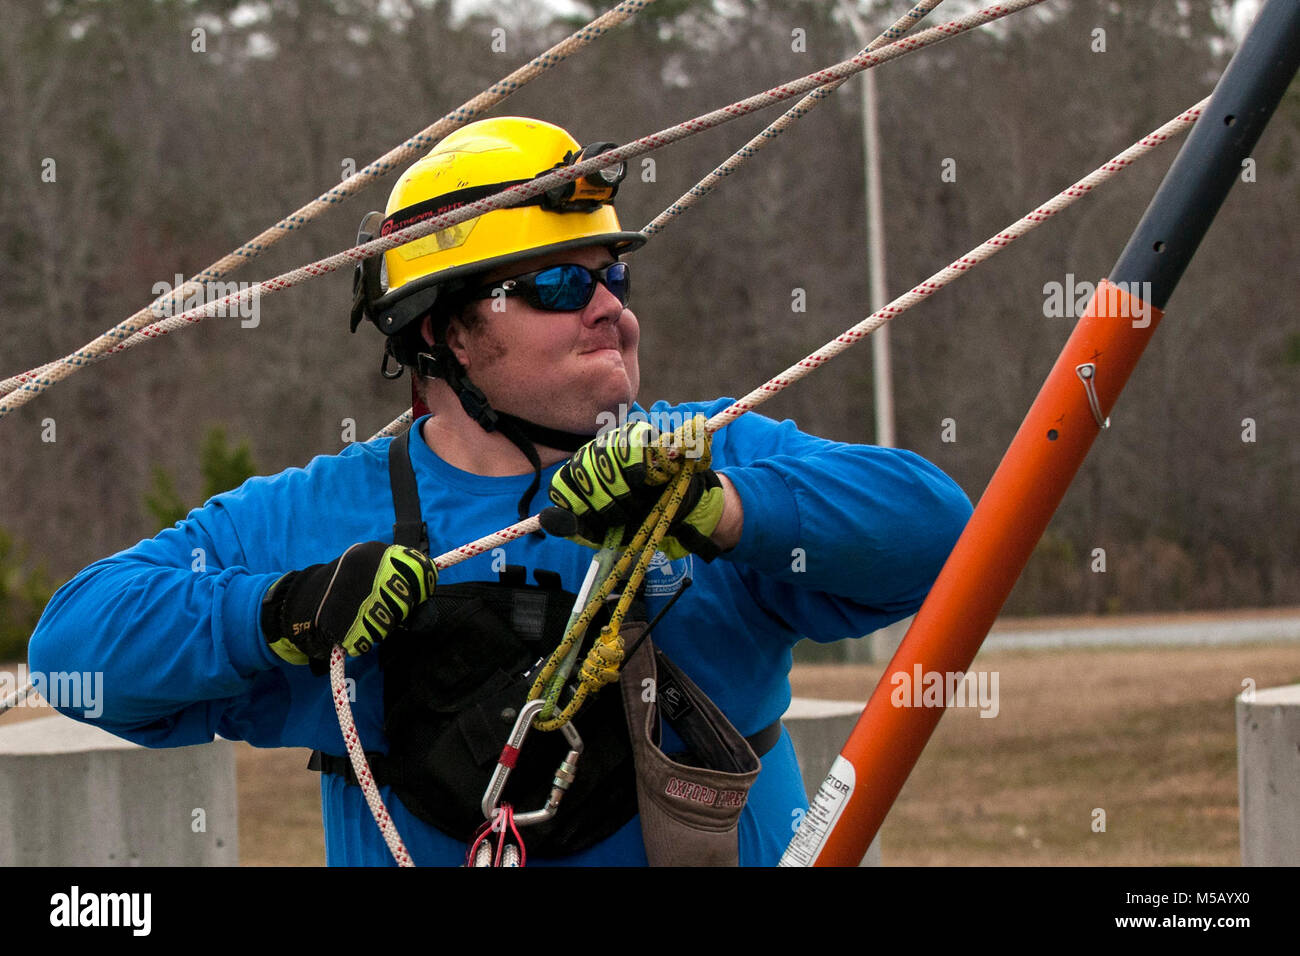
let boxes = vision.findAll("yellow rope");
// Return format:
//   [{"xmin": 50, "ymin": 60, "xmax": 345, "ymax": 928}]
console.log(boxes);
[{"xmin": 528, "ymin": 416, "xmax": 709, "ymax": 731}]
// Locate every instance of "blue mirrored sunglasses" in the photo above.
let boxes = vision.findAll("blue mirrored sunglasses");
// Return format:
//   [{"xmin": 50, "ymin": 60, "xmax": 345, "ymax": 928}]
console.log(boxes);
[{"xmin": 470, "ymin": 261, "xmax": 630, "ymax": 312}]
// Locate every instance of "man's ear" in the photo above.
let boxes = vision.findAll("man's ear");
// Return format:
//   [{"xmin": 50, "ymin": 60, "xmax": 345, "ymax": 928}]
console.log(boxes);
[{"xmin": 439, "ymin": 310, "xmax": 474, "ymax": 371}]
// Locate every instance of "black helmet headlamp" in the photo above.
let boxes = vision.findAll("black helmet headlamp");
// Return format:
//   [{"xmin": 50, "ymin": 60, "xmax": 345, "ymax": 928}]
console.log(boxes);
[{"xmin": 541, "ymin": 142, "xmax": 626, "ymax": 211}]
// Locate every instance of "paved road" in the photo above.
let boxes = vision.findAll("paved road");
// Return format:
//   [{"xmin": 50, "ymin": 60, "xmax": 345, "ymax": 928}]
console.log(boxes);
[
  {"xmin": 852, "ymin": 608, "xmax": 1300, "ymax": 660},
  {"xmin": 984, "ymin": 609, "xmax": 1300, "ymax": 650}
]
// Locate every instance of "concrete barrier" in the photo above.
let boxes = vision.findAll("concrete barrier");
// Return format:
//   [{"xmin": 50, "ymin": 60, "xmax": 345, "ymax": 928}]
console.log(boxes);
[
  {"xmin": 1237, "ymin": 683, "xmax": 1300, "ymax": 865},
  {"xmin": 784, "ymin": 697, "xmax": 881, "ymax": 866},
  {"xmin": 0, "ymin": 714, "xmax": 238, "ymax": 866},
  {"xmin": 0, "ymin": 698, "xmax": 894, "ymax": 866}
]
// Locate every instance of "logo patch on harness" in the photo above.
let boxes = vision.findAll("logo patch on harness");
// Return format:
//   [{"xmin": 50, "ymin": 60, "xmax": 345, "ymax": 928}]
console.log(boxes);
[{"xmin": 644, "ymin": 551, "xmax": 692, "ymax": 598}]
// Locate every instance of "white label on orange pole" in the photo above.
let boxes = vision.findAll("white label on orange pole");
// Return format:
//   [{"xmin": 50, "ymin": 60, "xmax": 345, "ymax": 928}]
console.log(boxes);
[{"xmin": 779, "ymin": 755, "xmax": 856, "ymax": 867}]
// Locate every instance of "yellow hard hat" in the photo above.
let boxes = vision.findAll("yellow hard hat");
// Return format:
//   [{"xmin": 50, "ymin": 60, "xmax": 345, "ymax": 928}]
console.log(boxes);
[{"xmin": 351, "ymin": 117, "xmax": 645, "ymax": 345}]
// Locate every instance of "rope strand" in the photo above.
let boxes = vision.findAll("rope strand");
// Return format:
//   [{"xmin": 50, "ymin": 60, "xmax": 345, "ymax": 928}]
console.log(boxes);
[
  {"xmin": 641, "ymin": 0, "xmax": 946, "ymax": 235},
  {"xmin": 393, "ymin": 98, "xmax": 1208, "ymax": 572},
  {"xmin": 365, "ymin": 0, "xmax": 1034, "ymax": 445},
  {"xmin": 329, "ymin": 649, "xmax": 414, "ymax": 866},
  {"xmin": 0, "ymin": 0, "xmax": 658, "ymax": 403},
  {"xmin": 705, "ymin": 97, "xmax": 1212, "ymax": 433},
  {"xmin": 0, "ymin": 0, "xmax": 1043, "ymax": 421}
]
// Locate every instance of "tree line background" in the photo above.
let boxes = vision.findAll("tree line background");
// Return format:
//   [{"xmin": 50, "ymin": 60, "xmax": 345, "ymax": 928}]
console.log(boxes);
[{"xmin": 1, "ymin": 0, "xmax": 1296, "ymax": 656}]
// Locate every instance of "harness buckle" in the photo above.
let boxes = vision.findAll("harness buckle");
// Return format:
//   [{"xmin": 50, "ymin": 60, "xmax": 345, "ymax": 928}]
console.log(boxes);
[{"xmin": 481, "ymin": 697, "xmax": 584, "ymax": 828}]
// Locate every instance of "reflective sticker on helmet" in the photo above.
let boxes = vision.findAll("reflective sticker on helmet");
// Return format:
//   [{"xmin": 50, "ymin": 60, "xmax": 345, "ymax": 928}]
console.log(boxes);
[{"xmin": 397, "ymin": 218, "xmax": 479, "ymax": 260}]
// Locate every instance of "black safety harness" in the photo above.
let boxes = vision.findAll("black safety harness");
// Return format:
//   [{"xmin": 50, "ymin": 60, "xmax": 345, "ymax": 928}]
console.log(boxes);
[{"xmin": 309, "ymin": 427, "xmax": 782, "ymax": 858}]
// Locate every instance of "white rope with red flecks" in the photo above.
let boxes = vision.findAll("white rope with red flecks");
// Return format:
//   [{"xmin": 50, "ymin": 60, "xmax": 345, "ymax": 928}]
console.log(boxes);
[
  {"xmin": 365, "ymin": 1, "xmax": 950, "ymax": 443},
  {"xmin": 641, "ymin": 0, "xmax": 948, "ymax": 236},
  {"xmin": 327, "ymin": 97, "xmax": 1211, "ymax": 865},
  {"xmin": 367, "ymin": 96, "xmax": 1209, "ymax": 571},
  {"xmin": 0, "ymin": 0, "xmax": 660, "ymax": 407},
  {"xmin": 329, "ymin": 651, "xmax": 414, "ymax": 866},
  {"xmin": 0, "ymin": 0, "xmax": 1045, "ymax": 423},
  {"xmin": 1, "ymin": 0, "xmax": 666, "ymax": 871},
  {"xmin": 704, "ymin": 97, "xmax": 1211, "ymax": 432},
  {"xmin": 362, "ymin": 0, "xmax": 1036, "ymax": 444}
]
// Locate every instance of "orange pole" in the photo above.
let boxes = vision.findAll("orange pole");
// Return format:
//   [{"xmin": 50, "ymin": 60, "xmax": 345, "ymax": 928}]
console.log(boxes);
[
  {"xmin": 783, "ymin": 281, "xmax": 1162, "ymax": 866},
  {"xmin": 782, "ymin": 0, "xmax": 1297, "ymax": 866}
]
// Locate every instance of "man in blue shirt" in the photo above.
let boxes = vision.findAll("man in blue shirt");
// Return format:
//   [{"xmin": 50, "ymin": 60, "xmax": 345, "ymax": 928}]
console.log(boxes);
[{"xmin": 29, "ymin": 117, "xmax": 971, "ymax": 866}]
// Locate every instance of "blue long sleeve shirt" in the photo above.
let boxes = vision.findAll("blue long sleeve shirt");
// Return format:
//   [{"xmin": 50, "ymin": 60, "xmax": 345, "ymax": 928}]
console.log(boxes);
[{"xmin": 29, "ymin": 397, "xmax": 971, "ymax": 865}]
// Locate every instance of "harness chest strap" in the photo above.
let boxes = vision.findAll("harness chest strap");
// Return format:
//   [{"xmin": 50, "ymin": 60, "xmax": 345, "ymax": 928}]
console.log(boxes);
[{"xmin": 387, "ymin": 423, "xmax": 429, "ymax": 553}]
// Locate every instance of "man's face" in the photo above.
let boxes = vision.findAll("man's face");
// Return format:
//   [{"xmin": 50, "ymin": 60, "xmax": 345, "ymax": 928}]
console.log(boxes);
[{"xmin": 441, "ymin": 244, "xmax": 641, "ymax": 435}]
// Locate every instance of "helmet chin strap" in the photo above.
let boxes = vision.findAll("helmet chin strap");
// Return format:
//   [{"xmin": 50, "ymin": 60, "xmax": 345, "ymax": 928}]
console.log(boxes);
[{"xmin": 416, "ymin": 346, "xmax": 595, "ymax": 526}]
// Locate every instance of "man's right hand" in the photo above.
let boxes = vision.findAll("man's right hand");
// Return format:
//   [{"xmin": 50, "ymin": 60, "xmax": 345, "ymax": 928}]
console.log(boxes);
[
  {"xmin": 542, "ymin": 419, "xmax": 726, "ymax": 560},
  {"xmin": 260, "ymin": 542, "xmax": 437, "ymax": 665}
]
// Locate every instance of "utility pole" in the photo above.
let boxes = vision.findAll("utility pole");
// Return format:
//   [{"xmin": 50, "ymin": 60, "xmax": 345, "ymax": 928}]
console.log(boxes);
[{"xmin": 838, "ymin": 0, "xmax": 895, "ymax": 449}]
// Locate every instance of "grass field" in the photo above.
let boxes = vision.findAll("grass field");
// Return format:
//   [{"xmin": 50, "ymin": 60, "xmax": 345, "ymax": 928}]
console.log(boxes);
[
  {"xmin": 790, "ymin": 642, "xmax": 1300, "ymax": 865},
  {"xmin": 8, "ymin": 641, "xmax": 1300, "ymax": 865}
]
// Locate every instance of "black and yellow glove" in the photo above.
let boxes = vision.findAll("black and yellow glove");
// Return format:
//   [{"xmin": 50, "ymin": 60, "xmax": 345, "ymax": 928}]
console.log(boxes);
[
  {"xmin": 260, "ymin": 542, "xmax": 437, "ymax": 665},
  {"xmin": 540, "ymin": 419, "xmax": 726, "ymax": 561}
]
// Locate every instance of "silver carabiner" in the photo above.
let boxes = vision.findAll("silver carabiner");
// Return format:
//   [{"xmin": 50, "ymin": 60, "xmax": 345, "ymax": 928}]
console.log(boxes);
[{"xmin": 480, "ymin": 697, "xmax": 584, "ymax": 828}]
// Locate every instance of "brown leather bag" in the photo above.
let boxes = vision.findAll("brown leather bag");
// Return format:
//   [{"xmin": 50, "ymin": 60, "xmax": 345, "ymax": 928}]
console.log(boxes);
[{"xmin": 619, "ymin": 629, "xmax": 762, "ymax": 866}]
